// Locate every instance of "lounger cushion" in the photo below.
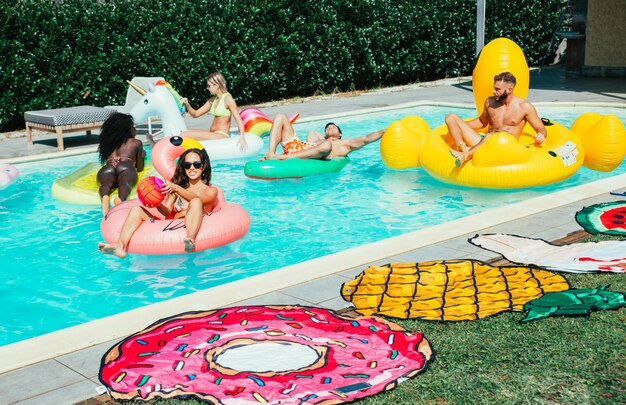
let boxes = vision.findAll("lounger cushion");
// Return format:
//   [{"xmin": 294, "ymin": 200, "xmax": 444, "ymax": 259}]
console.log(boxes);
[{"xmin": 24, "ymin": 106, "xmax": 114, "ymax": 126}]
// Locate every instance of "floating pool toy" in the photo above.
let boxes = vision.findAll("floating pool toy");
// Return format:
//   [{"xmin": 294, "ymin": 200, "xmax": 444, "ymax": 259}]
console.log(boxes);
[
  {"xmin": 521, "ymin": 285, "xmax": 626, "ymax": 322},
  {"xmin": 382, "ymin": 116, "xmax": 584, "ymax": 188},
  {"xmin": 129, "ymin": 80, "xmax": 262, "ymax": 160},
  {"xmin": 379, "ymin": 115, "xmax": 430, "ymax": 170},
  {"xmin": 470, "ymin": 233, "xmax": 626, "ymax": 273},
  {"xmin": 99, "ymin": 305, "xmax": 433, "ymax": 403},
  {"xmin": 472, "ymin": 37, "xmax": 529, "ymax": 117},
  {"xmin": 427, "ymin": 118, "xmax": 583, "ymax": 188},
  {"xmin": 100, "ymin": 186, "xmax": 250, "ymax": 254},
  {"xmin": 52, "ymin": 162, "xmax": 156, "ymax": 204},
  {"xmin": 341, "ymin": 260, "xmax": 569, "ymax": 321},
  {"xmin": 198, "ymin": 132, "xmax": 264, "ymax": 160},
  {"xmin": 380, "ymin": 37, "xmax": 623, "ymax": 189},
  {"xmin": 152, "ymin": 79, "xmax": 186, "ymax": 115},
  {"xmin": 244, "ymin": 157, "xmax": 350, "ymax": 179},
  {"xmin": 101, "ymin": 134, "xmax": 250, "ymax": 254},
  {"xmin": 240, "ymin": 107, "xmax": 300, "ymax": 138},
  {"xmin": 136, "ymin": 176, "xmax": 165, "ymax": 208},
  {"xmin": 570, "ymin": 112, "xmax": 626, "ymax": 171},
  {"xmin": 150, "ymin": 136, "xmax": 205, "ymax": 181},
  {"xmin": 0, "ymin": 163, "xmax": 19, "ymax": 190},
  {"xmin": 575, "ymin": 200, "xmax": 626, "ymax": 236}
]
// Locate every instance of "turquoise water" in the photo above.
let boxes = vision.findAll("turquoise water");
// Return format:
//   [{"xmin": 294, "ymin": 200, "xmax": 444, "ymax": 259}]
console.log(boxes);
[{"xmin": 1, "ymin": 105, "xmax": 625, "ymax": 346}]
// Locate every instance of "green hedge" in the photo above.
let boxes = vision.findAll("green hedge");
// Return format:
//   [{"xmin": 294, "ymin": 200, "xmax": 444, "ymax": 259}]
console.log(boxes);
[{"xmin": 0, "ymin": 0, "xmax": 565, "ymax": 131}]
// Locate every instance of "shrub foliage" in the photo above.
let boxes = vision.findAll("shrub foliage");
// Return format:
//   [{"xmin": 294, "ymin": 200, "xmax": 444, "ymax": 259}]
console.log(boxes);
[{"xmin": 0, "ymin": 0, "xmax": 565, "ymax": 130}]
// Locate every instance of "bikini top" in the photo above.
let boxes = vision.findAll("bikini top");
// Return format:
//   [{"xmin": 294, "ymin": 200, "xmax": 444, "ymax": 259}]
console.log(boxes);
[{"xmin": 209, "ymin": 93, "xmax": 231, "ymax": 117}]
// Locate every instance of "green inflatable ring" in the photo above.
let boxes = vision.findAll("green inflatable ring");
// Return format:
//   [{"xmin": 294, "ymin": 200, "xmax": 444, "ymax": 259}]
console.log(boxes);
[{"xmin": 244, "ymin": 157, "xmax": 350, "ymax": 179}]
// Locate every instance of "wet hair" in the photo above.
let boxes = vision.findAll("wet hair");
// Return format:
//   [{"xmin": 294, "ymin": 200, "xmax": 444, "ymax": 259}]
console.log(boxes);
[
  {"xmin": 97, "ymin": 112, "xmax": 136, "ymax": 163},
  {"xmin": 325, "ymin": 122, "xmax": 342, "ymax": 134},
  {"xmin": 207, "ymin": 72, "xmax": 228, "ymax": 93},
  {"xmin": 171, "ymin": 148, "xmax": 212, "ymax": 187},
  {"xmin": 494, "ymin": 72, "xmax": 517, "ymax": 86}
]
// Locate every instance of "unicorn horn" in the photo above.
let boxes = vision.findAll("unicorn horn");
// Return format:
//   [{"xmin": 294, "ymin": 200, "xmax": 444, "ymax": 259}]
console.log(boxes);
[{"xmin": 126, "ymin": 80, "xmax": 147, "ymax": 95}]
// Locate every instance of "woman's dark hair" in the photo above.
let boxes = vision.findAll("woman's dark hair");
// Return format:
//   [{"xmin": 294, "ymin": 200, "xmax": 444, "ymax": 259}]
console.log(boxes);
[
  {"xmin": 171, "ymin": 148, "xmax": 212, "ymax": 187},
  {"xmin": 97, "ymin": 113, "xmax": 136, "ymax": 163}
]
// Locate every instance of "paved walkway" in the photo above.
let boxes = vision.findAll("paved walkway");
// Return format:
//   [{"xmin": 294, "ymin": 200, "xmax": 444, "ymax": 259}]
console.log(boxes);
[{"xmin": 1, "ymin": 65, "xmax": 626, "ymax": 404}]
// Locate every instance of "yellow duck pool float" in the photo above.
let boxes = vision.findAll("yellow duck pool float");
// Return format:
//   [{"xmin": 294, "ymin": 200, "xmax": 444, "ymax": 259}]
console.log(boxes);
[{"xmin": 381, "ymin": 38, "xmax": 626, "ymax": 189}]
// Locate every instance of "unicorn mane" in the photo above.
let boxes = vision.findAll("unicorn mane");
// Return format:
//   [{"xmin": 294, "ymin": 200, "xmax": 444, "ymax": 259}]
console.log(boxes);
[{"xmin": 153, "ymin": 80, "xmax": 186, "ymax": 116}]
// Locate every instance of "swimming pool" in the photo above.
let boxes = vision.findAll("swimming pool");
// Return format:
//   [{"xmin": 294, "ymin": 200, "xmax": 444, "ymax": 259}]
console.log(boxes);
[{"xmin": 1, "ymin": 104, "xmax": 625, "ymax": 346}]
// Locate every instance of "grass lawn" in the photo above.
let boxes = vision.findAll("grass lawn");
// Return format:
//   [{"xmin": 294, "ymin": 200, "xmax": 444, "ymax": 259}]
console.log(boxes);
[{"xmin": 110, "ymin": 234, "xmax": 625, "ymax": 405}]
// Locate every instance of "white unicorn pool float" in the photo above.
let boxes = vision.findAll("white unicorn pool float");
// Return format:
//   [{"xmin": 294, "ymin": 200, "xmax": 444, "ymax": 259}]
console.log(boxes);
[{"xmin": 128, "ymin": 80, "xmax": 264, "ymax": 160}]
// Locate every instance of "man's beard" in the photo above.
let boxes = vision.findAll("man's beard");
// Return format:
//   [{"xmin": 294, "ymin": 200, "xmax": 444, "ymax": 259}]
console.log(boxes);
[{"xmin": 495, "ymin": 92, "xmax": 508, "ymax": 102}]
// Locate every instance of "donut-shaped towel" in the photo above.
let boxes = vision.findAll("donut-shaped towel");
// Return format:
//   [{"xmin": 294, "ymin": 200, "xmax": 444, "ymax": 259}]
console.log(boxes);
[{"xmin": 99, "ymin": 305, "xmax": 433, "ymax": 403}]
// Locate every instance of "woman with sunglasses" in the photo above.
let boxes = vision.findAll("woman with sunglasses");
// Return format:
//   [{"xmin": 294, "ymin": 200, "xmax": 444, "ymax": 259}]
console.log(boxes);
[
  {"xmin": 97, "ymin": 113, "xmax": 146, "ymax": 216},
  {"xmin": 98, "ymin": 148, "xmax": 218, "ymax": 258}
]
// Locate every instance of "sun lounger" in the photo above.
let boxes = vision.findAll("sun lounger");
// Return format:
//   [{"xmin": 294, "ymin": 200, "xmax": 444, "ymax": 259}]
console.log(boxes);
[{"xmin": 24, "ymin": 106, "xmax": 114, "ymax": 151}]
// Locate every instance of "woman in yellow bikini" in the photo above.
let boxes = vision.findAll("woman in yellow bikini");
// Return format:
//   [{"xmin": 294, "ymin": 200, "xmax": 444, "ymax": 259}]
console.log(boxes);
[{"xmin": 180, "ymin": 72, "xmax": 248, "ymax": 150}]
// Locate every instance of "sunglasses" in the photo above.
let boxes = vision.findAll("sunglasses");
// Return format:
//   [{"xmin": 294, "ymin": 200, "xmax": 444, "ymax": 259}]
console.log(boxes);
[{"xmin": 183, "ymin": 161, "xmax": 203, "ymax": 169}]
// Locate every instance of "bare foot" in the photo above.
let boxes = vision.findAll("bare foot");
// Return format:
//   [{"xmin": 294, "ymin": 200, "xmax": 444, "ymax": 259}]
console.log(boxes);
[
  {"xmin": 267, "ymin": 152, "xmax": 286, "ymax": 160},
  {"xmin": 449, "ymin": 149, "xmax": 466, "ymax": 167},
  {"xmin": 183, "ymin": 237, "xmax": 195, "ymax": 253},
  {"xmin": 113, "ymin": 197, "xmax": 122, "ymax": 205},
  {"xmin": 458, "ymin": 142, "xmax": 470, "ymax": 153},
  {"xmin": 98, "ymin": 242, "xmax": 126, "ymax": 258},
  {"xmin": 259, "ymin": 152, "xmax": 281, "ymax": 161},
  {"xmin": 146, "ymin": 133, "xmax": 157, "ymax": 146}
]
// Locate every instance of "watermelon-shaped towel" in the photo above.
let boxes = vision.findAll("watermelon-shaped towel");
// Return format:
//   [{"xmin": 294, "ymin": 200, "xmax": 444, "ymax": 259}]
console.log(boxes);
[
  {"xmin": 576, "ymin": 201, "xmax": 626, "ymax": 236},
  {"xmin": 522, "ymin": 285, "xmax": 626, "ymax": 322},
  {"xmin": 470, "ymin": 233, "xmax": 626, "ymax": 273},
  {"xmin": 99, "ymin": 305, "xmax": 433, "ymax": 403},
  {"xmin": 341, "ymin": 260, "xmax": 569, "ymax": 321}
]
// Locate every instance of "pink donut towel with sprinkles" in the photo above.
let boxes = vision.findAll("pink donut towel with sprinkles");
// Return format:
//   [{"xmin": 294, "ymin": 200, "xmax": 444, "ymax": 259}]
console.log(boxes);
[{"xmin": 99, "ymin": 305, "xmax": 433, "ymax": 404}]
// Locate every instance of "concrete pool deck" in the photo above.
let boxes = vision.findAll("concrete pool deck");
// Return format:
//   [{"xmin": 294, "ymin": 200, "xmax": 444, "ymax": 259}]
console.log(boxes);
[{"xmin": 1, "ymin": 65, "xmax": 626, "ymax": 404}]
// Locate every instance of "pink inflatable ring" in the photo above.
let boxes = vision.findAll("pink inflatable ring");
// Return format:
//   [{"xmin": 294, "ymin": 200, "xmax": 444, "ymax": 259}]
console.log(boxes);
[
  {"xmin": 100, "ymin": 186, "xmax": 250, "ymax": 255},
  {"xmin": 0, "ymin": 163, "xmax": 19, "ymax": 190},
  {"xmin": 99, "ymin": 305, "xmax": 433, "ymax": 403}
]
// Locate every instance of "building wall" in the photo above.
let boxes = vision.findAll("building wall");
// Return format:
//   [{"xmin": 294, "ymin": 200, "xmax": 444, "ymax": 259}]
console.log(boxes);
[{"xmin": 584, "ymin": 0, "xmax": 626, "ymax": 75}]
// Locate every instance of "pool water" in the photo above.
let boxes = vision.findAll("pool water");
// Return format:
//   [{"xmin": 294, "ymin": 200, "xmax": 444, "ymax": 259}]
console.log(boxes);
[{"xmin": 1, "ymin": 105, "xmax": 625, "ymax": 346}]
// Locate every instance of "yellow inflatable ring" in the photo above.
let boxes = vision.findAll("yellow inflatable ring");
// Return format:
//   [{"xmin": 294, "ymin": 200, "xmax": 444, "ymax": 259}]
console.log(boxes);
[
  {"xmin": 52, "ymin": 162, "xmax": 157, "ymax": 204},
  {"xmin": 423, "ymin": 120, "xmax": 584, "ymax": 188},
  {"xmin": 378, "ymin": 37, "xmax": 623, "ymax": 189}
]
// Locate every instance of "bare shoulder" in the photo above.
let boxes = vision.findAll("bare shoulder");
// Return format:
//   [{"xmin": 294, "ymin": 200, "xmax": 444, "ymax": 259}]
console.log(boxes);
[
  {"xmin": 132, "ymin": 138, "xmax": 143, "ymax": 147},
  {"xmin": 224, "ymin": 93, "xmax": 237, "ymax": 105},
  {"xmin": 512, "ymin": 95, "xmax": 530, "ymax": 107},
  {"xmin": 518, "ymin": 97, "xmax": 539, "ymax": 113},
  {"xmin": 206, "ymin": 185, "xmax": 218, "ymax": 197},
  {"xmin": 196, "ymin": 184, "xmax": 218, "ymax": 202}
]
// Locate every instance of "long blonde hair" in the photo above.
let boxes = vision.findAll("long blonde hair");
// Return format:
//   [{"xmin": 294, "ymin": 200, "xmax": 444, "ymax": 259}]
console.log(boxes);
[{"xmin": 207, "ymin": 72, "xmax": 227, "ymax": 93}]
